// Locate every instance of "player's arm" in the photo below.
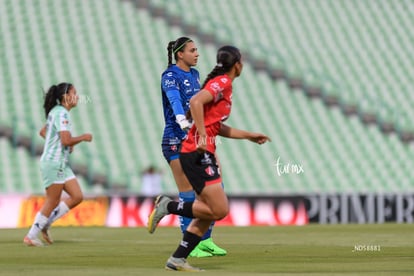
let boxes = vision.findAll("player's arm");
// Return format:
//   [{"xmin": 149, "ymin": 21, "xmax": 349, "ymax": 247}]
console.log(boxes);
[
  {"xmin": 60, "ymin": 131, "xmax": 92, "ymax": 147},
  {"xmin": 166, "ymin": 89, "xmax": 186, "ymax": 117},
  {"xmin": 39, "ymin": 125, "xmax": 46, "ymax": 139},
  {"xmin": 166, "ymin": 89, "xmax": 192, "ymax": 130},
  {"xmin": 219, "ymin": 123, "xmax": 271, "ymax": 144},
  {"xmin": 163, "ymin": 75, "xmax": 191, "ymax": 130}
]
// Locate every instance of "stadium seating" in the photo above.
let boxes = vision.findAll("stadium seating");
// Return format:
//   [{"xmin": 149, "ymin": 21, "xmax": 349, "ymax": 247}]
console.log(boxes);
[
  {"xmin": 155, "ymin": 0, "xmax": 414, "ymax": 130},
  {"xmin": 0, "ymin": 138, "xmax": 95, "ymax": 195},
  {"xmin": 0, "ymin": 0, "xmax": 413, "ymax": 195}
]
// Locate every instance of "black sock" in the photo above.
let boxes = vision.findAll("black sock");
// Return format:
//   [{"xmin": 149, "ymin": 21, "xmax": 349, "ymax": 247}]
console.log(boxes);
[
  {"xmin": 167, "ymin": 201, "xmax": 194, "ymax": 218},
  {"xmin": 172, "ymin": 231, "xmax": 202, "ymax": 259}
]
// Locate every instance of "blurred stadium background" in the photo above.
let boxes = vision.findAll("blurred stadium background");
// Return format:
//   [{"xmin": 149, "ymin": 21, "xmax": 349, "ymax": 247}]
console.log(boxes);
[{"xmin": 0, "ymin": 0, "xmax": 413, "ymax": 207}]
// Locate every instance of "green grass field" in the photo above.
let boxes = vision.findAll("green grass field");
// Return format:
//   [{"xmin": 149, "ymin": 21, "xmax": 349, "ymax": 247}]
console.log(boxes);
[{"xmin": 0, "ymin": 224, "xmax": 413, "ymax": 275}]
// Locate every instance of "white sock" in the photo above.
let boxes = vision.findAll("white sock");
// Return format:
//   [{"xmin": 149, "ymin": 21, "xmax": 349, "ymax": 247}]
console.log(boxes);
[
  {"xmin": 27, "ymin": 212, "xmax": 49, "ymax": 239},
  {"xmin": 45, "ymin": 201, "xmax": 70, "ymax": 229}
]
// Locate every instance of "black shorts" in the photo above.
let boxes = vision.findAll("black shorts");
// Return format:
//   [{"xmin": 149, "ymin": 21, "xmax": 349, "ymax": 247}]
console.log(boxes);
[{"xmin": 179, "ymin": 151, "xmax": 222, "ymax": 195}]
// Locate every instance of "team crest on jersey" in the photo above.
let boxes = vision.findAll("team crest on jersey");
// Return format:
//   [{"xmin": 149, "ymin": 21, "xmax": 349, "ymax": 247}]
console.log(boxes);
[
  {"xmin": 220, "ymin": 77, "xmax": 228, "ymax": 83},
  {"xmin": 205, "ymin": 166, "xmax": 215, "ymax": 176},
  {"xmin": 215, "ymin": 92, "xmax": 224, "ymax": 102},
  {"xmin": 171, "ymin": 145, "xmax": 178, "ymax": 152}
]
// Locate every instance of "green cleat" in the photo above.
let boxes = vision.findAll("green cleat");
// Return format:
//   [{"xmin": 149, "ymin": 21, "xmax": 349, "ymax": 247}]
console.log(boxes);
[
  {"xmin": 165, "ymin": 256, "xmax": 204, "ymax": 272},
  {"xmin": 189, "ymin": 246, "xmax": 213, "ymax": 258},
  {"xmin": 197, "ymin": 238, "xmax": 227, "ymax": 256},
  {"xmin": 147, "ymin": 195, "xmax": 171, "ymax": 234}
]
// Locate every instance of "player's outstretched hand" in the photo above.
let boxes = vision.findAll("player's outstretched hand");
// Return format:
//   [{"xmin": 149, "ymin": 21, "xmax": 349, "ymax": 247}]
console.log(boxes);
[
  {"xmin": 248, "ymin": 132, "xmax": 271, "ymax": 144},
  {"xmin": 82, "ymin": 133, "xmax": 93, "ymax": 142}
]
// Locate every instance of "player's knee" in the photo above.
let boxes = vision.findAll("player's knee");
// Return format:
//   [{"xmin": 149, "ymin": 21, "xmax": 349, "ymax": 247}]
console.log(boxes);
[
  {"xmin": 72, "ymin": 193, "xmax": 83, "ymax": 206},
  {"xmin": 213, "ymin": 205, "xmax": 229, "ymax": 220}
]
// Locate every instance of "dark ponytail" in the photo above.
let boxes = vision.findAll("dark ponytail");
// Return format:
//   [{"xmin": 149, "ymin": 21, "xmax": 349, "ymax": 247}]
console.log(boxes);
[
  {"xmin": 166, "ymin": 37, "xmax": 193, "ymax": 67},
  {"xmin": 43, "ymin": 82, "xmax": 72, "ymax": 118},
  {"xmin": 201, "ymin": 45, "xmax": 241, "ymax": 88},
  {"xmin": 201, "ymin": 67, "xmax": 226, "ymax": 89},
  {"xmin": 167, "ymin": 41, "xmax": 175, "ymax": 67}
]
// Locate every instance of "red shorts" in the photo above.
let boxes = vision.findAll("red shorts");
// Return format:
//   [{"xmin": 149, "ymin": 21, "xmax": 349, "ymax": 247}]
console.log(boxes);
[{"xmin": 179, "ymin": 151, "xmax": 222, "ymax": 194}]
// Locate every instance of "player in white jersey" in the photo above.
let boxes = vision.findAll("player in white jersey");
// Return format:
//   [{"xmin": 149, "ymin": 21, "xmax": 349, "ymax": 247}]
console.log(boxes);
[{"xmin": 24, "ymin": 83, "xmax": 92, "ymax": 246}]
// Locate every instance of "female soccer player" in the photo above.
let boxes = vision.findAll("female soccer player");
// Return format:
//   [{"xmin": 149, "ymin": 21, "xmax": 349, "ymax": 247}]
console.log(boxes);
[
  {"xmin": 160, "ymin": 37, "xmax": 226, "ymax": 257},
  {"xmin": 149, "ymin": 46, "xmax": 271, "ymax": 271},
  {"xmin": 23, "ymin": 83, "xmax": 92, "ymax": 246}
]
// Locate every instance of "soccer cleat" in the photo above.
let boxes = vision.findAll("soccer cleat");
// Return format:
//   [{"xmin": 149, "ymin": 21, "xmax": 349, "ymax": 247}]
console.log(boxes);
[
  {"xmin": 147, "ymin": 195, "xmax": 172, "ymax": 234},
  {"xmin": 23, "ymin": 236, "xmax": 44, "ymax": 247},
  {"xmin": 41, "ymin": 228, "xmax": 53, "ymax": 245},
  {"xmin": 165, "ymin": 256, "xmax": 204, "ymax": 272},
  {"xmin": 189, "ymin": 246, "xmax": 213, "ymax": 258},
  {"xmin": 197, "ymin": 238, "xmax": 227, "ymax": 256}
]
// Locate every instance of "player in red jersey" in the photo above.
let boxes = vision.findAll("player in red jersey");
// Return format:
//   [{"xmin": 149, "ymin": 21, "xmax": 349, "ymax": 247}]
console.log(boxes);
[{"xmin": 148, "ymin": 46, "xmax": 270, "ymax": 271}]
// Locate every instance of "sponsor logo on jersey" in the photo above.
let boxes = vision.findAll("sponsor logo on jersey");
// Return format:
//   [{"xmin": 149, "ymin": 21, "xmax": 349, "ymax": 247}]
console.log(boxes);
[
  {"xmin": 164, "ymin": 79, "xmax": 176, "ymax": 88},
  {"xmin": 210, "ymin": 82, "xmax": 222, "ymax": 93}
]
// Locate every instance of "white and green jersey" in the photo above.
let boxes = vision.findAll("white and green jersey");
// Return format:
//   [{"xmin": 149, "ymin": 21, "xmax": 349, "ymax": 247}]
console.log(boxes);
[{"xmin": 40, "ymin": 105, "xmax": 71, "ymax": 163}]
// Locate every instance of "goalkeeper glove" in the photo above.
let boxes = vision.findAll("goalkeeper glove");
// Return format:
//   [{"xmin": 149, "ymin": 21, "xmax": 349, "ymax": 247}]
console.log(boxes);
[{"xmin": 176, "ymin": 114, "xmax": 192, "ymax": 132}]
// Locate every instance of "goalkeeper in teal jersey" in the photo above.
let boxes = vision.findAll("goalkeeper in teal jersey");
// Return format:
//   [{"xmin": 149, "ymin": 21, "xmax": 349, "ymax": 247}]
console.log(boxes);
[
  {"xmin": 158, "ymin": 37, "xmax": 226, "ymax": 257},
  {"xmin": 24, "ymin": 83, "xmax": 92, "ymax": 246}
]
